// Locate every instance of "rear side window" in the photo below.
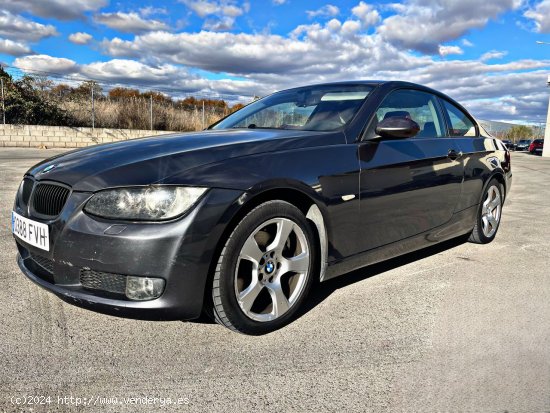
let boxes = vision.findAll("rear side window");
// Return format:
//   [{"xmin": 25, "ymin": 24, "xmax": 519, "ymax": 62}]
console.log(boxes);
[
  {"xmin": 442, "ymin": 100, "xmax": 477, "ymax": 137},
  {"xmin": 373, "ymin": 89, "xmax": 446, "ymax": 138}
]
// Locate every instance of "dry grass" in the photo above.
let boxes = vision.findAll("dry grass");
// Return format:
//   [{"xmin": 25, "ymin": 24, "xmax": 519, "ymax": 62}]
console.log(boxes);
[{"xmin": 60, "ymin": 98, "xmax": 227, "ymax": 131}]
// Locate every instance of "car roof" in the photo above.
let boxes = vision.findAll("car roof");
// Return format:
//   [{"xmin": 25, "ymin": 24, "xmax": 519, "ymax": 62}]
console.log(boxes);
[{"xmin": 286, "ymin": 80, "xmax": 444, "ymax": 93}]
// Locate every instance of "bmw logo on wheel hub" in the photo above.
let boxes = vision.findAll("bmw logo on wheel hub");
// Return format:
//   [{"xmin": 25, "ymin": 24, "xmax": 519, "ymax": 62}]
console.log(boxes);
[{"xmin": 265, "ymin": 261, "xmax": 275, "ymax": 274}]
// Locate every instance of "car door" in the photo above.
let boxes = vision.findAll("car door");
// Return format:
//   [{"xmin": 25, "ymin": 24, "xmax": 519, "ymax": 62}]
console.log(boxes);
[
  {"xmin": 357, "ymin": 88, "xmax": 464, "ymax": 252},
  {"xmin": 439, "ymin": 97, "xmax": 493, "ymax": 211}
]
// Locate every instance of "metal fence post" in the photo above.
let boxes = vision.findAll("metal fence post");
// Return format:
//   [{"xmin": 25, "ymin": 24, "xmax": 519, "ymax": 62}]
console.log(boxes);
[
  {"xmin": 202, "ymin": 100, "xmax": 205, "ymax": 130},
  {"xmin": 150, "ymin": 95, "xmax": 153, "ymax": 131},
  {"xmin": 0, "ymin": 76, "xmax": 5, "ymax": 125},
  {"xmin": 91, "ymin": 86, "xmax": 95, "ymax": 129}
]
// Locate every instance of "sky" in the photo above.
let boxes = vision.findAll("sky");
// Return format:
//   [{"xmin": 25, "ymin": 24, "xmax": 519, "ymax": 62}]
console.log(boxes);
[{"xmin": 0, "ymin": 0, "xmax": 549, "ymax": 123}]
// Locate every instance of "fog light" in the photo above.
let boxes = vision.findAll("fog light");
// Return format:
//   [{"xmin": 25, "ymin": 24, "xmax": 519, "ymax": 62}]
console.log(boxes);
[{"xmin": 125, "ymin": 276, "xmax": 165, "ymax": 301}]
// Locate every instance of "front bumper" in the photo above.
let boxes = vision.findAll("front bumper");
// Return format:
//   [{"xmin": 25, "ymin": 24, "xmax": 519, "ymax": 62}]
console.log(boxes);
[{"xmin": 14, "ymin": 187, "xmax": 244, "ymax": 320}]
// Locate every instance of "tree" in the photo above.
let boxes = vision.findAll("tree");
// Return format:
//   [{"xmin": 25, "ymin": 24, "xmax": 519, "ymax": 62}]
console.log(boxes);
[
  {"xmin": 51, "ymin": 83, "xmax": 73, "ymax": 98},
  {"xmin": 72, "ymin": 80, "xmax": 103, "ymax": 99},
  {"xmin": 108, "ymin": 87, "xmax": 140, "ymax": 100},
  {"xmin": 504, "ymin": 125, "xmax": 533, "ymax": 142},
  {"xmin": 142, "ymin": 90, "xmax": 172, "ymax": 104},
  {"xmin": 230, "ymin": 103, "xmax": 245, "ymax": 113},
  {"xmin": 0, "ymin": 68, "xmax": 75, "ymax": 126}
]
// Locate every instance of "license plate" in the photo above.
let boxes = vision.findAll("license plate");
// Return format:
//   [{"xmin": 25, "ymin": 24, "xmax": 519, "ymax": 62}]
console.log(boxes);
[{"xmin": 12, "ymin": 211, "xmax": 50, "ymax": 251}]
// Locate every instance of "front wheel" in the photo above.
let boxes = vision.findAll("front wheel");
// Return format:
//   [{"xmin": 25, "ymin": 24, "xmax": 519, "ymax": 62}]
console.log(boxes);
[
  {"xmin": 469, "ymin": 179, "xmax": 503, "ymax": 244},
  {"xmin": 211, "ymin": 200, "xmax": 317, "ymax": 335}
]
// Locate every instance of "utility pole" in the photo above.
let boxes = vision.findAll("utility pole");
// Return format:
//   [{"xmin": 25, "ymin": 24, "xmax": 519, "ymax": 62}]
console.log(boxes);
[
  {"xmin": 91, "ymin": 86, "xmax": 95, "ymax": 129},
  {"xmin": 202, "ymin": 100, "xmax": 205, "ymax": 130},
  {"xmin": 150, "ymin": 95, "xmax": 153, "ymax": 131},
  {"xmin": 543, "ymin": 75, "xmax": 550, "ymax": 158},
  {"xmin": 537, "ymin": 41, "xmax": 550, "ymax": 158},
  {"xmin": 0, "ymin": 76, "xmax": 5, "ymax": 125}
]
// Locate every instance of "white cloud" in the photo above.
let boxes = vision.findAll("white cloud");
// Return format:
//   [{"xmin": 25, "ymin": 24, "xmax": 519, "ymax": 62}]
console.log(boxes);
[
  {"xmin": 306, "ymin": 5, "xmax": 340, "ymax": 19},
  {"xmin": 94, "ymin": 12, "xmax": 170, "ymax": 34},
  {"xmin": 181, "ymin": 0, "xmax": 220, "ymax": 17},
  {"xmin": 203, "ymin": 16, "xmax": 236, "ymax": 31},
  {"xmin": 0, "ymin": 38, "xmax": 32, "ymax": 56},
  {"xmin": 13, "ymin": 55, "xmax": 79, "ymax": 74},
  {"xmin": 439, "ymin": 45, "xmax": 464, "ymax": 56},
  {"xmin": 1, "ymin": 0, "xmax": 107, "ymax": 20},
  {"xmin": 81, "ymin": 59, "xmax": 185, "ymax": 83},
  {"xmin": 0, "ymin": 11, "xmax": 58, "ymax": 42},
  {"xmin": 524, "ymin": 0, "xmax": 550, "ymax": 33},
  {"xmin": 480, "ymin": 50, "xmax": 508, "ymax": 61},
  {"xmin": 326, "ymin": 19, "xmax": 342, "ymax": 32},
  {"xmin": 179, "ymin": 0, "xmax": 247, "ymax": 30},
  {"xmin": 272, "ymin": 0, "xmax": 286, "ymax": 4},
  {"xmin": 68, "ymin": 32, "xmax": 93, "ymax": 45},
  {"xmin": 462, "ymin": 39, "xmax": 474, "ymax": 47},
  {"xmin": 341, "ymin": 20, "xmax": 362, "ymax": 36},
  {"xmin": 180, "ymin": 0, "xmax": 245, "ymax": 18},
  {"xmin": 139, "ymin": 6, "xmax": 168, "ymax": 17},
  {"xmin": 351, "ymin": 2, "xmax": 381, "ymax": 27},
  {"xmin": 378, "ymin": 0, "xmax": 522, "ymax": 54}
]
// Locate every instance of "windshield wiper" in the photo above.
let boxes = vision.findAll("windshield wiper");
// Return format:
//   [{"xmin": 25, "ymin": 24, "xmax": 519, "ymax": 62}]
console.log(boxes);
[{"xmin": 231, "ymin": 124, "xmax": 279, "ymax": 129}]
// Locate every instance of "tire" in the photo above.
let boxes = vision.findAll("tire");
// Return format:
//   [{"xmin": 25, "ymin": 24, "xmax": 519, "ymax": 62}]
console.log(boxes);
[
  {"xmin": 468, "ymin": 178, "xmax": 503, "ymax": 244},
  {"xmin": 211, "ymin": 200, "xmax": 318, "ymax": 335}
]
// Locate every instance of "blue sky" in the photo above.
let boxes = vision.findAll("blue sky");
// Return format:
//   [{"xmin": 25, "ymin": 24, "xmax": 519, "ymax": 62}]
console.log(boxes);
[{"xmin": 0, "ymin": 0, "xmax": 549, "ymax": 122}]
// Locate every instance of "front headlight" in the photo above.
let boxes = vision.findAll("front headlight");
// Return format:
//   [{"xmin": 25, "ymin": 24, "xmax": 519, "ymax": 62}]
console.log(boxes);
[{"xmin": 84, "ymin": 186, "xmax": 207, "ymax": 220}]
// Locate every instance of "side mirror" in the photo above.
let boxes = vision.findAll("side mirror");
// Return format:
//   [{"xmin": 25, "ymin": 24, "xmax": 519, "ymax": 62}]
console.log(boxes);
[{"xmin": 375, "ymin": 117, "xmax": 420, "ymax": 139}]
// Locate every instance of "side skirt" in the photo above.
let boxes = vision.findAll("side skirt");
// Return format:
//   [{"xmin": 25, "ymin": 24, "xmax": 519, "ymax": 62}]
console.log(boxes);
[{"xmin": 323, "ymin": 204, "xmax": 478, "ymax": 281}]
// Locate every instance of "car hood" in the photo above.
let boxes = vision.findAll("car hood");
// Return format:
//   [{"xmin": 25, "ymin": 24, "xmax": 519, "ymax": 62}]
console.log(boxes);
[{"xmin": 27, "ymin": 129, "xmax": 341, "ymax": 191}]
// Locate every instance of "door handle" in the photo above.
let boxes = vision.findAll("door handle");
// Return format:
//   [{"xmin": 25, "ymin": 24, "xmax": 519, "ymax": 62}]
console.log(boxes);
[{"xmin": 447, "ymin": 149, "xmax": 462, "ymax": 160}]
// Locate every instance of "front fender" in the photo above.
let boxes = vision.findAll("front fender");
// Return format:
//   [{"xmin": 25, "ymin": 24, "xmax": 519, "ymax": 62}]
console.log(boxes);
[{"xmin": 163, "ymin": 144, "xmax": 362, "ymax": 261}]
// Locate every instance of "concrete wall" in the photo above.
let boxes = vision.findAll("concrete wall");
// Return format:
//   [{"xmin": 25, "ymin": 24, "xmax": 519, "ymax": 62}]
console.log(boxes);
[{"xmin": 0, "ymin": 124, "xmax": 174, "ymax": 148}]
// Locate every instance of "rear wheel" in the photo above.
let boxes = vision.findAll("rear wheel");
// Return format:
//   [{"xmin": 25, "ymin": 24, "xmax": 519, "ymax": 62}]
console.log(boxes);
[
  {"xmin": 211, "ymin": 200, "xmax": 317, "ymax": 334},
  {"xmin": 469, "ymin": 179, "xmax": 503, "ymax": 244}
]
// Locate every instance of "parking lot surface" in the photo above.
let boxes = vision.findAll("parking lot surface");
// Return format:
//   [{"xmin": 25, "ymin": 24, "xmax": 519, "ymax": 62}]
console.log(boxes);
[{"xmin": 1, "ymin": 149, "xmax": 549, "ymax": 412}]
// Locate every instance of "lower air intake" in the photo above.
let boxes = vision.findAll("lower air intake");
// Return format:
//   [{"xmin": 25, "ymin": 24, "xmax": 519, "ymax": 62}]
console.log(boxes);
[{"xmin": 80, "ymin": 269, "xmax": 127, "ymax": 295}]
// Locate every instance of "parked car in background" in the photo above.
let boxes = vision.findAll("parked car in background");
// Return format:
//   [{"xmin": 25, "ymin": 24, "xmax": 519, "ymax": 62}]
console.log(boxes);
[
  {"xmin": 515, "ymin": 139, "xmax": 532, "ymax": 151},
  {"xmin": 529, "ymin": 139, "xmax": 544, "ymax": 155},
  {"xmin": 12, "ymin": 81, "xmax": 512, "ymax": 335},
  {"xmin": 502, "ymin": 140, "xmax": 515, "ymax": 151}
]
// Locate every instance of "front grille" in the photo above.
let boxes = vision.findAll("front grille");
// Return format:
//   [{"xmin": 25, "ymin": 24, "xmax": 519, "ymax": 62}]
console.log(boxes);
[
  {"xmin": 32, "ymin": 183, "xmax": 70, "ymax": 217},
  {"xmin": 20, "ymin": 178, "xmax": 34, "ymax": 208},
  {"xmin": 80, "ymin": 269, "xmax": 127, "ymax": 295},
  {"xmin": 30, "ymin": 252, "xmax": 54, "ymax": 274}
]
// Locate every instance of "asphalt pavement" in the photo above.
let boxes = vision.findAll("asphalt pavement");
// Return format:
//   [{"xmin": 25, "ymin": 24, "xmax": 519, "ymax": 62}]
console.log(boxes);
[{"xmin": 1, "ymin": 148, "xmax": 549, "ymax": 412}]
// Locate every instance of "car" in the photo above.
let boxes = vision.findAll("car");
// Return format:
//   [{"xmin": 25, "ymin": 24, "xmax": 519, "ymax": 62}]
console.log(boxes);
[
  {"xmin": 515, "ymin": 139, "xmax": 532, "ymax": 151},
  {"xmin": 529, "ymin": 139, "xmax": 544, "ymax": 155},
  {"xmin": 502, "ymin": 139, "xmax": 515, "ymax": 151},
  {"xmin": 12, "ymin": 81, "xmax": 512, "ymax": 335}
]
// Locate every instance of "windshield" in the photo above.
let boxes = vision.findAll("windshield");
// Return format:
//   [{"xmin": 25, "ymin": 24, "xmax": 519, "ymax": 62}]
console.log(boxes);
[{"xmin": 212, "ymin": 84, "xmax": 373, "ymax": 132}]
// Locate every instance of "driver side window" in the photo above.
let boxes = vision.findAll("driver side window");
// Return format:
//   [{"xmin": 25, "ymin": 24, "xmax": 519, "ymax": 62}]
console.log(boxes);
[{"xmin": 373, "ymin": 89, "xmax": 446, "ymax": 138}]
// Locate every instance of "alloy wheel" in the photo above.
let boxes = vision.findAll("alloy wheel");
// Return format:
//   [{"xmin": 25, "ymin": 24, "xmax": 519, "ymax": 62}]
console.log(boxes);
[
  {"xmin": 234, "ymin": 217, "xmax": 310, "ymax": 322},
  {"xmin": 481, "ymin": 185, "xmax": 502, "ymax": 238}
]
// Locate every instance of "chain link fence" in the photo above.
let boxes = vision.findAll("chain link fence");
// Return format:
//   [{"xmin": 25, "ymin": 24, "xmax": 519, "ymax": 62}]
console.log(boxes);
[{"xmin": 0, "ymin": 65, "xmax": 255, "ymax": 132}]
